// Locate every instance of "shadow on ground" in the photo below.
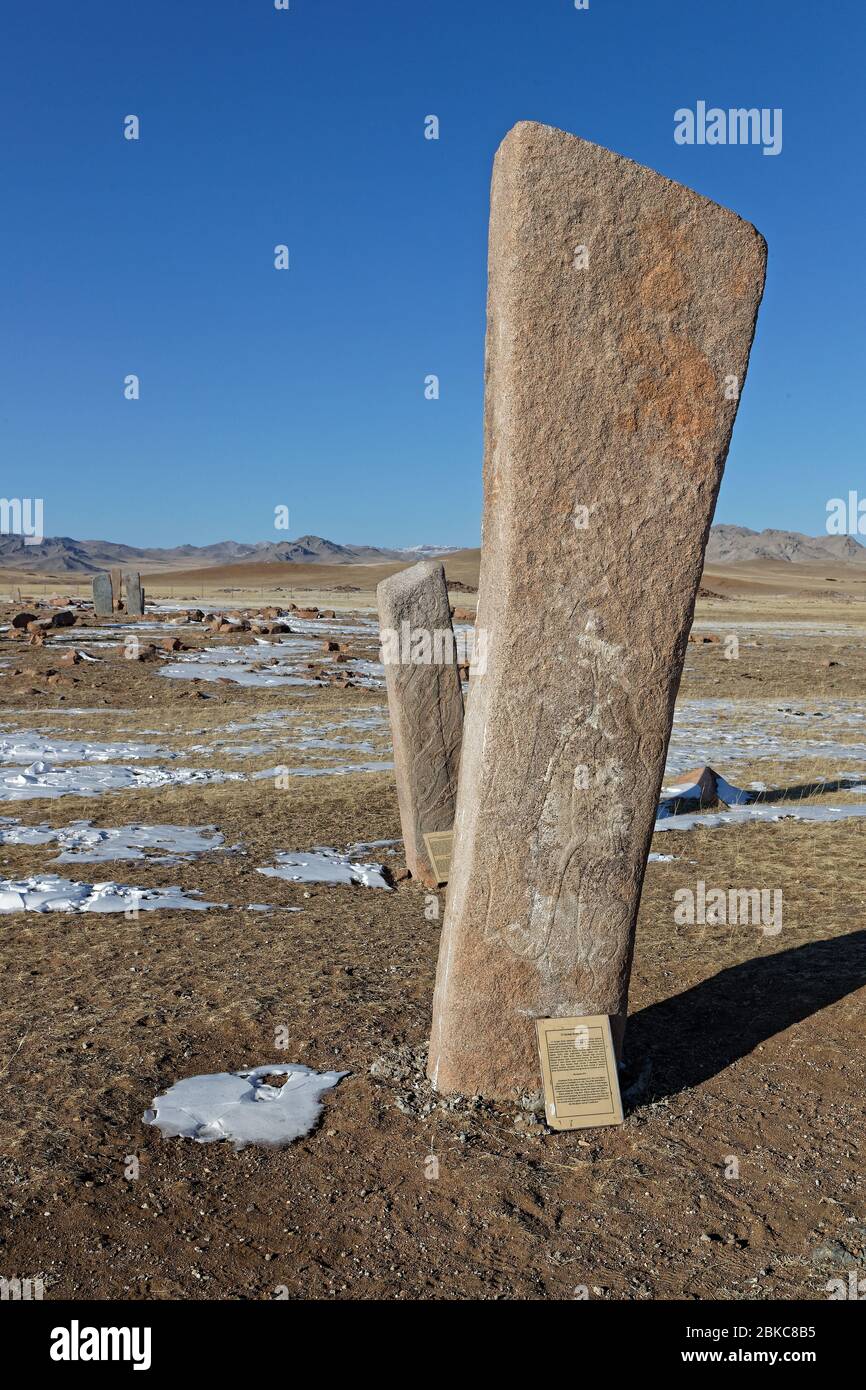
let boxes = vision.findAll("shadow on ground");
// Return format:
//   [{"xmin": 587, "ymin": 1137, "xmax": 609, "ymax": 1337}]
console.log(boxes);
[{"xmin": 625, "ymin": 929, "xmax": 866, "ymax": 1104}]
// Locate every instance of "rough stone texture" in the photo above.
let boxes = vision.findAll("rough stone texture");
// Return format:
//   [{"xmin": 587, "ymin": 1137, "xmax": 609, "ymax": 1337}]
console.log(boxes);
[
  {"xmin": 110, "ymin": 568, "xmax": 122, "ymax": 607},
  {"xmin": 124, "ymin": 571, "xmax": 144, "ymax": 616},
  {"xmin": 92, "ymin": 572, "xmax": 113, "ymax": 617},
  {"xmin": 428, "ymin": 122, "xmax": 766, "ymax": 1098},
  {"xmin": 377, "ymin": 561, "xmax": 464, "ymax": 888}
]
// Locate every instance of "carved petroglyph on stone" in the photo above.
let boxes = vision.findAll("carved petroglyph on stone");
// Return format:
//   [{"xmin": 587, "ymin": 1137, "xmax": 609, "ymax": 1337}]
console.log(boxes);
[
  {"xmin": 428, "ymin": 122, "xmax": 766, "ymax": 1097},
  {"xmin": 377, "ymin": 561, "xmax": 464, "ymax": 888}
]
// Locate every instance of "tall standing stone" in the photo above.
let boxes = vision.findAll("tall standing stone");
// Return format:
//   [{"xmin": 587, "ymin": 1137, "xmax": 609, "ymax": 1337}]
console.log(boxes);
[
  {"xmin": 124, "ymin": 571, "xmax": 144, "ymax": 616},
  {"xmin": 92, "ymin": 572, "xmax": 113, "ymax": 617},
  {"xmin": 428, "ymin": 122, "xmax": 766, "ymax": 1098},
  {"xmin": 377, "ymin": 561, "xmax": 464, "ymax": 888},
  {"xmin": 110, "ymin": 568, "xmax": 122, "ymax": 609}
]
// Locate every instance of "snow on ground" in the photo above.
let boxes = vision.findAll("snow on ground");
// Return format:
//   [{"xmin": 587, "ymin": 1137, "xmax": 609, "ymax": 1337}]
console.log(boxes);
[
  {"xmin": 159, "ymin": 652, "xmax": 317, "ymax": 687},
  {"xmin": 0, "ymin": 874, "xmax": 223, "ymax": 913},
  {"xmin": 158, "ymin": 628, "xmax": 384, "ymax": 689},
  {"xmin": 258, "ymin": 845, "xmax": 392, "ymax": 889},
  {"xmin": 195, "ymin": 709, "xmax": 391, "ymax": 761},
  {"xmin": 250, "ymin": 761, "xmax": 393, "ymax": 781},
  {"xmin": 0, "ymin": 818, "xmax": 228, "ymax": 863},
  {"xmin": 0, "ymin": 735, "xmax": 174, "ymax": 764},
  {"xmin": 143, "ymin": 1064, "xmax": 348, "ymax": 1148},
  {"xmin": 0, "ymin": 761, "xmax": 243, "ymax": 802},
  {"xmin": 655, "ymin": 802, "xmax": 866, "ymax": 833},
  {"xmin": 665, "ymin": 698, "xmax": 866, "ymax": 776}
]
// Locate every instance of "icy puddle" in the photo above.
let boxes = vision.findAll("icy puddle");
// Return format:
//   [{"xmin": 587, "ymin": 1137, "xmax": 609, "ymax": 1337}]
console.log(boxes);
[
  {"xmin": 0, "ymin": 875, "xmax": 222, "ymax": 913},
  {"xmin": 143, "ymin": 1064, "xmax": 347, "ymax": 1148},
  {"xmin": 258, "ymin": 845, "xmax": 393, "ymax": 889},
  {"xmin": 0, "ymin": 819, "xmax": 227, "ymax": 863},
  {"xmin": 0, "ymin": 762, "xmax": 242, "ymax": 802}
]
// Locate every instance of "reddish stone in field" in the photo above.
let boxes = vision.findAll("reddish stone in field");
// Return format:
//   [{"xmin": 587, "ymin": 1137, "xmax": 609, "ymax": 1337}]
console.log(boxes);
[
  {"xmin": 378, "ymin": 561, "xmax": 464, "ymax": 889},
  {"xmin": 428, "ymin": 122, "xmax": 766, "ymax": 1098}
]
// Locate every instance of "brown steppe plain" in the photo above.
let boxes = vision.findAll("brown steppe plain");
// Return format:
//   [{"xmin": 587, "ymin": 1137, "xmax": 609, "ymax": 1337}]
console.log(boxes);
[{"xmin": 0, "ymin": 548, "xmax": 864, "ymax": 1300}]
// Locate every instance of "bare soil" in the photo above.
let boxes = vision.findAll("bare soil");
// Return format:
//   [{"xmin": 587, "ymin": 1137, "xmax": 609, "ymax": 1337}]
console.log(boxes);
[{"xmin": 0, "ymin": 582, "xmax": 864, "ymax": 1301}]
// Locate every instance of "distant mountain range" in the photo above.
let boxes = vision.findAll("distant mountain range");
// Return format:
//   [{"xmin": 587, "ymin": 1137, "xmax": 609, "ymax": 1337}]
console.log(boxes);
[
  {"xmin": 704, "ymin": 526, "xmax": 866, "ymax": 566},
  {"xmin": 2, "ymin": 526, "xmax": 864, "ymax": 574},
  {"xmin": 0, "ymin": 533, "xmax": 460, "ymax": 574}
]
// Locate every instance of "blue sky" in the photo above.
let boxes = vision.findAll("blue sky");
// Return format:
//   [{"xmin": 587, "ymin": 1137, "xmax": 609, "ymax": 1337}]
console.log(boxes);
[{"xmin": 2, "ymin": 1, "xmax": 863, "ymax": 548}]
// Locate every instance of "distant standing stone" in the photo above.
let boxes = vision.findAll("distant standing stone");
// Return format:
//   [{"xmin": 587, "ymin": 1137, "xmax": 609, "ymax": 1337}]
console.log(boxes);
[
  {"xmin": 377, "ymin": 561, "xmax": 464, "ymax": 888},
  {"xmin": 428, "ymin": 122, "xmax": 766, "ymax": 1098},
  {"xmin": 92, "ymin": 572, "xmax": 113, "ymax": 617},
  {"xmin": 124, "ymin": 571, "xmax": 144, "ymax": 616}
]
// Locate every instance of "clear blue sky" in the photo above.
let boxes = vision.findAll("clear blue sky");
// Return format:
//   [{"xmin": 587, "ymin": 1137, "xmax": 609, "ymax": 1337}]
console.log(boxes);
[{"xmin": 2, "ymin": 1, "xmax": 863, "ymax": 548}]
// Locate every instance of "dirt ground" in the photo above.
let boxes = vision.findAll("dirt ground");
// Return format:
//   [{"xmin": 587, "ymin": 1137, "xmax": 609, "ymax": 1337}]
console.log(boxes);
[{"xmin": 0, "ymin": 577, "xmax": 864, "ymax": 1301}]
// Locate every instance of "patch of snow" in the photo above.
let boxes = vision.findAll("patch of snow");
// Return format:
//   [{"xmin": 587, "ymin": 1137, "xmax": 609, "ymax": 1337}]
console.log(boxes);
[
  {"xmin": 655, "ymin": 803, "xmax": 866, "ymax": 833},
  {"xmin": 0, "ymin": 819, "xmax": 227, "ymax": 863},
  {"xmin": 0, "ymin": 874, "xmax": 222, "ymax": 913},
  {"xmin": 143, "ymin": 1064, "xmax": 347, "ymax": 1149},
  {"xmin": 0, "ymin": 736, "xmax": 172, "ymax": 764},
  {"xmin": 160, "ymin": 659, "xmax": 315, "ymax": 687},
  {"xmin": 190, "ymin": 741, "xmax": 278, "ymax": 759},
  {"xmin": 258, "ymin": 846, "xmax": 391, "ymax": 889},
  {"xmin": 0, "ymin": 761, "xmax": 242, "ymax": 802},
  {"xmin": 250, "ymin": 761, "xmax": 393, "ymax": 781},
  {"xmin": 347, "ymin": 837, "xmax": 402, "ymax": 856},
  {"xmin": 666, "ymin": 698, "xmax": 866, "ymax": 775}
]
